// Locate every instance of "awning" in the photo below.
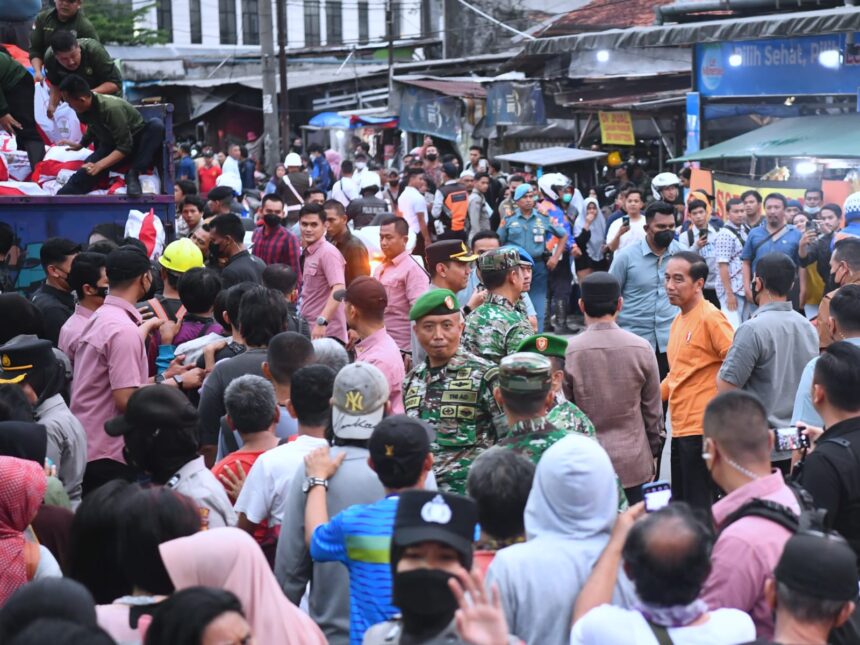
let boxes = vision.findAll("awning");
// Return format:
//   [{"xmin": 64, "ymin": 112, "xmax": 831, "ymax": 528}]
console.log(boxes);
[
  {"xmin": 495, "ymin": 146, "xmax": 607, "ymax": 166},
  {"xmin": 523, "ymin": 6, "xmax": 860, "ymax": 55},
  {"xmin": 670, "ymin": 113, "xmax": 860, "ymax": 162},
  {"xmin": 308, "ymin": 111, "xmax": 398, "ymax": 128},
  {"xmin": 394, "ymin": 77, "xmax": 488, "ymax": 98}
]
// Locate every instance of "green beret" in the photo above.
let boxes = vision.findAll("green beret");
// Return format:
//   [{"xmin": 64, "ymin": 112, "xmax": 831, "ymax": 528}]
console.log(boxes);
[
  {"xmin": 516, "ymin": 333, "xmax": 568, "ymax": 360},
  {"xmin": 409, "ymin": 288, "xmax": 461, "ymax": 321},
  {"xmin": 499, "ymin": 352, "xmax": 552, "ymax": 394},
  {"xmin": 477, "ymin": 247, "xmax": 520, "ymax": 273}
]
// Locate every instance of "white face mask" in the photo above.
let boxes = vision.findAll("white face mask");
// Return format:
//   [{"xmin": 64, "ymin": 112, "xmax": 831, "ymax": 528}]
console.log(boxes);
[{"xmin": 355, "ymin": 162, "xmax": 367, "ymax": 170}]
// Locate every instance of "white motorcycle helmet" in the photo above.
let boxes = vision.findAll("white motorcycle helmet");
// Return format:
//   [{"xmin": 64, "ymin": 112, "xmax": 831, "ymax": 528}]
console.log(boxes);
[
  {"xmin": 537, "ymin": 172, "xmax": 570, "ymax": 202},
  {"xmin": 651, "ymin": 172, "xmax": 681, "ymax": 201}
]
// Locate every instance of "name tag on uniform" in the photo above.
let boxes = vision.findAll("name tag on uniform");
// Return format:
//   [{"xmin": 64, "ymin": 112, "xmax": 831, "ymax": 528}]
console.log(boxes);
[{"xmin": 534, "ymin": 234, "xmax": 544, "ymax": 243}]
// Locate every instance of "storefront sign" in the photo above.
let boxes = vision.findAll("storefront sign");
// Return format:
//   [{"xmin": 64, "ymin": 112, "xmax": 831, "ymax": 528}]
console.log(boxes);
[
  {"xmin": 396, "ymin": 85, "xmax": 462, "ymax": 141},
  {"xmin": 485, "ymin": 82, "xmax": 547, "ymax": 127},
  {"xmin": 686, "ymin": 92, "xmax": 701, "ymax": 155},
  {"xmin": 696, "ymin": 33, "xmax": 860, "ymax": 97},
  {"xmin": 711, "ymin": 174, "xmax": 811, "ymax": 217},
  {"xmin": 598, "ymin": 111, "xmax": 635, "ymax": 146}
]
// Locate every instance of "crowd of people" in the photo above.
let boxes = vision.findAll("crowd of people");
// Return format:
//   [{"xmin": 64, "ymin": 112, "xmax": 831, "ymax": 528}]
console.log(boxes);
[{"xmin": 2, "ymin": 131, "xmax": 860, "ymax": 645}]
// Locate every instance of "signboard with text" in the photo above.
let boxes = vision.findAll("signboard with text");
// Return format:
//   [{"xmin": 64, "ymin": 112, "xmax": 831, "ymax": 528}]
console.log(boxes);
[
  {"xmin": 485, "ymin": 82, "xmax": 547, "ymax": 127},
  {"xmin": 696, "ymin": 33, "xmax": 860, "ymax": 97},
  {"xmin": 598, "ymin": 111, "xmax": 635, "ymax": 146}
]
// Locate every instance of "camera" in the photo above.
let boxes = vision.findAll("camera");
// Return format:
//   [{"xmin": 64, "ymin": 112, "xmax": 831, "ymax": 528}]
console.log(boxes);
[
  {"xmin": 642, "ymin": 481, "xmax": 672, "ymax": 513},
  {"xmin": 774, "ymin": 427, "xmax": 811, "ymax": 452}
]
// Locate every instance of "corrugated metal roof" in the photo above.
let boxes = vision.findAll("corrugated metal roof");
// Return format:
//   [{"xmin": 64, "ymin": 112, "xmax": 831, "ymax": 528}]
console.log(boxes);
[
  {"xmin": 495, "ymin": 146, "xmax": 606, "ymax": 165},
  {"xmin": 394, "ymin": 78, "xmax": 488, "ymax": 98}
]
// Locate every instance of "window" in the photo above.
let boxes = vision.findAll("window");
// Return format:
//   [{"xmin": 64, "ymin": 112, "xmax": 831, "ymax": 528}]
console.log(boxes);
[
  {"xmin": 242, "ymin": 0, "xmax": 260, "ymax": 44},
  {"xmin": 219, "ymin": 0, "xmax": 237, "ymax": 44},
  {"xmin": 156, "ymin": 0, "xmax": 173, "ymax": 41},
  {"xmin": 325, "ymin": 0, "xmax": 342, "ymax": 45},
  {"xmin": 391, "ymin": 1, "xmax": 401, "ymax": 39},
  {"xmin": 357, "ymin": 1, "xmax": 368, "ymax": 44},
  {"xmin": 189, "ymin": 0, "xmax": 202, "ymax": 43},
  {"xmin": 304, "ymin": 0, "xmax": 321, "ymax": 47}
]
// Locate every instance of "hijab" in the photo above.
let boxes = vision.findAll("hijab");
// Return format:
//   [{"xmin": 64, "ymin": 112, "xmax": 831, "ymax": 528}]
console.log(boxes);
[
  {"xmin": 159, "ymin": 527, "xmax": 326, "ymax": 645},
  {"xmin": 0, "ymin": 456, "xmax": 47, "ymax": 604},
  {"xmin": 0, "ymin": 422, "xmax": 47, "ymax": 464}
]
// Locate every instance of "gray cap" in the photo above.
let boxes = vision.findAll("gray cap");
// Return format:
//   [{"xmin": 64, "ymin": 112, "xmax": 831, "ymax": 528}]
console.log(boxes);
[{"xmin": 332, "ymin": 362, "xmax": 390, "ymax": 439}]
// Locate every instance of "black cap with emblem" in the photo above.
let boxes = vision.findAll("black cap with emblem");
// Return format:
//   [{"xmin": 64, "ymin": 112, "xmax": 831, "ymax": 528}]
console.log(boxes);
[
  {"xmin": 368, "ymin": 415, "xmax": 433, "ymax": 487},
  {"xmin": 0, "ymin": 336, "xmax": 57, "ymax": 384},
  {"xmin": 392, "ymin": 490, "xmax": 478, "ymax": 569}
]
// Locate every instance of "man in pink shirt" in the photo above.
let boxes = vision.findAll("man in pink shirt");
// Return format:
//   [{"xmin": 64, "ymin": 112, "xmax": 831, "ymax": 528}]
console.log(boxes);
[
  {"xmin": 298, "ymin": 203, "xmax": 347, "ymax": 343},
  {"xmin": 59, "ymin": 251, "xmax": 109, "ymax": 367},
  {"xmin": 372, "ymin": 215, "xmax": 428, "ymax": 354},
  {"xmin": 72, "ymin": 246, "xmax": 202, "ymax": 494},
  {"xmin": 336, "ymin": 276, "xmax": 405, "ymax": 413},
  {"xmin": 699, "ymin": 390, "xmax": 800, "ymax": 640}
]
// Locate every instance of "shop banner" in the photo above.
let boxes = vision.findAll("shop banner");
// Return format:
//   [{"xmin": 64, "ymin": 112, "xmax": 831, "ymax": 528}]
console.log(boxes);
[
  {"xmin": 396, "ymin": 85, "xmax": 462, "ymax": 141},
  {"xmin": 485, "ymin": 82, "xmax": 547, "ymax": 127},
  {"xmin": 598, "ymin": 111, "xmax": 635, "ymax": 146},
  {"xmin": 696, "ymin": 33, "xmax": 860, "ymax": 97},
  {"xmin": 711, "ymin": 173, "xmax": 812, "ymax": 218}
]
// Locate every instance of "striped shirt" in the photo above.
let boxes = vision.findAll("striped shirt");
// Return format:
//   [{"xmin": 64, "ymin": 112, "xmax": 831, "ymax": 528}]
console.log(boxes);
[{"xmin": 310, "ymin": 495, "xmax": 400, "ymax": 645}]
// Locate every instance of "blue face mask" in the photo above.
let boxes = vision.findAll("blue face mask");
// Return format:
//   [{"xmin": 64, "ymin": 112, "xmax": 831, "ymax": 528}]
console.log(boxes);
[{"xmin": 562, "ymin": 194, "xmax": 572, "ymax": 204}]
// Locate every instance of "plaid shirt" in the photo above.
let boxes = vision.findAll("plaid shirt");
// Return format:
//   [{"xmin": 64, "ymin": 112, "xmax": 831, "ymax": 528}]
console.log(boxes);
[{"xmin": 251, "ymin": 225, "xmax": 302, "ymax": 281}]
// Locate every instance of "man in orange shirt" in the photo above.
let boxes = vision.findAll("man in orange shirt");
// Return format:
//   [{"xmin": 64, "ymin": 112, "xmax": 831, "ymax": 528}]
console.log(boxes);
[{"xmin": 662, "ymin": 251, "xmax": 734, "ymax": 509}]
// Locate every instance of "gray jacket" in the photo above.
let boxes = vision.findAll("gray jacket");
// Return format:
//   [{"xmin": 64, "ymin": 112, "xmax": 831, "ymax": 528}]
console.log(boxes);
[
  {"xmin": 274, "ymin": 445, "xmax": 385, "ymax": 645},
  {"xmin": 36, "ymin": 394, "xmax": 87, "ymax": 508}
]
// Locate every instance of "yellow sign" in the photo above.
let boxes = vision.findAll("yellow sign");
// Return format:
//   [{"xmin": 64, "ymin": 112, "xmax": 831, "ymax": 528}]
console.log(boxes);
[
  {"xmin": 598, "ymin": 111, "xmax": 635, "ymax": 146},
  {"xmin": 712, "ymin": 176, "xmax": 808, "ymax": 220}
]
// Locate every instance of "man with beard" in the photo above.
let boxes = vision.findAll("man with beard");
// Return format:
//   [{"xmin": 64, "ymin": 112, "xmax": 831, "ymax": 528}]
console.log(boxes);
[{"xmin": 251, "ymin": 193, "xmax": 302, "ymax": 280}]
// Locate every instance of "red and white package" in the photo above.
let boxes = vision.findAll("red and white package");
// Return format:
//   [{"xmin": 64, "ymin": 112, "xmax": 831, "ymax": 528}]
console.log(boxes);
[
  {"xmin": 34, "ymin": 83, "xmax": 83, "ymax": 144},
  {"xmin": 31, "ymin": 145, "xmax": 91, "ymax": 185},
  {"xmin": 0, "ymin": 181, "xmax": 48, "ymax": 196}
]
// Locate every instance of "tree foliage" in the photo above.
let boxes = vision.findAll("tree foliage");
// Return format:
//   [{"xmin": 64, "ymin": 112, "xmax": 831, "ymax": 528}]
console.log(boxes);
[{"xmin": 84, "ymin": 0, "xmax": 168, "ymax": 45}]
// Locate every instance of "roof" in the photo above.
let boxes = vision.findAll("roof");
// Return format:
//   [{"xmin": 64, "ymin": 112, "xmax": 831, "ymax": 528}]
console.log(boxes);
[
  {"xmin": 495, "ymin": 146, "xmax": 607, "ymax": 166},
  {"xmin": 394, "ymin": 77, "xmax": 488, "ymax": 98},
  {"xmin": 538, "ymin": 0, "xmax": 674, "ymax": 36},
  {"xmin": 523, "ymin": 6, "xmax": 860, "ymax": 55},
  {"xmin": 671, "ymin": 113, "xmax": 860, "ymax": 162}
]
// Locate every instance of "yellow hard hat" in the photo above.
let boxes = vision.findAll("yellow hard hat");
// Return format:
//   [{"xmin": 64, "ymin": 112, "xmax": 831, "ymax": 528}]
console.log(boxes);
[
  {"xmin": 159, "ymin": 238, "xmax": 204, "ymax": 274},
  {"xmin": 607, "ymin": 151, "xmax": 622, "ymax": 167}
]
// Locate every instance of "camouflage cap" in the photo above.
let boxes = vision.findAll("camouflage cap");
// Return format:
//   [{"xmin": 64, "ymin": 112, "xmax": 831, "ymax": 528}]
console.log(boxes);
[
  {"xmin": 477, "ymin": 247, "xmax": 521, "ymax": 273},
  {"xmin": 499, "ymin": 352, "xmax": 553, "ymax": 394},
  {"xmin": 409, "ymin": 288, "xmax": 460, "ymax": 321},
  {"xmin": 516, "ymin": 334, "xmax": 568, "ymax": 359}
]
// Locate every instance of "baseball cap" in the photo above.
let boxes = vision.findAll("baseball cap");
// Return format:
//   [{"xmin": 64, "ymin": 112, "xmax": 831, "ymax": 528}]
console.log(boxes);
[
  {"xmin": 206, "ymin": 185, "xmax": 235, "ymax": 202},
  {"xmin": 501, "ymin": 245, "xmax": 534, "ymax": 266},
  {"xmin": 0, "ymin": 337, "xmax": 56, "ymax": 384},
  {"xmin": 105, "ymin": 246, "xmax": 152, "ymax": 283},
  {"xmin": 369, "ymin": 415, "xmax": 433, "ymax": 483},
  {"xmin": 514, "ymin": 184, "xmax": 533, "ymax": 201},
  {"xmin": 104, "ymin": 385, "xmax": 198, "ymax": 438},
  {"xmin": 477, "ymin": 247, "xmax": 520, "ymax": 273},
  {"xmin": 333, "ymin": 276, "xmax": 387, "ymax": 314},
  {"xmin": 392, "ymin": 490, "xmax": 479, "ymax": 568},
  {"xmin": 580, "ymin": 271, "xmax": 620, "ymax": 305},
  {"xmin": 331, "ymin": 362, "xmax": 389, "ymax": 440},
  {"xmin": 774, "ymin": 532, "xmax": 859, "ymax": 601},
  {"xmin": 425, "ymin": 240, "xmax": 479, "ymax": 268},
  {"xmin": 499, "ymin": 352, "xmax": 553, "ymax": 395}
]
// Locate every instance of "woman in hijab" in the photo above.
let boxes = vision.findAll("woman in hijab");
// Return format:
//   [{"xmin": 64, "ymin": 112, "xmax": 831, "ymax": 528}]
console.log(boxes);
[
  {"xmin": 0, "ymin": 578, "xmax": 97, "ymax": 640},
  {"xmin": 0, "ymin": 456, "xmax": 61, "ymax": 605},
  {"xmin": 159, "ymin": 527, "xmax": 326, "ymax": 644},
  {"xmin": 145, "ymin": 587, "xmax": 253, "ymax": 645}
]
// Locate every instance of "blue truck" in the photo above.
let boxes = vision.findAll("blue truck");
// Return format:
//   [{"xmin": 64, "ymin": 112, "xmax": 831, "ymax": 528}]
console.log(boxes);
[{"xmin": 0, "ymin": 103, "xmax": 176, "ymax": 293}]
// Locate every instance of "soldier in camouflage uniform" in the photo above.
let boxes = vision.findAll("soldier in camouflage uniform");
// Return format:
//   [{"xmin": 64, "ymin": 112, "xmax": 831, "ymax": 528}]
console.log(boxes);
[
  {"xmin": 403, "ymin": 288, "xmax": 506, "ymax": 494},
  {"xmin": 462, "ymin": 247, "xmax": 532, "ymax": 364}
]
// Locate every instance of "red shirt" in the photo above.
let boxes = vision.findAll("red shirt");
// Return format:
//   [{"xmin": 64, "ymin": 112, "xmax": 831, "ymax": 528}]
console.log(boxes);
[
  {"xmin": 211, "ymin": 449, "xmax": 272, "ymax": 544},
  {"xmin": 198, "ymin": 165, "xmax": 221, "ymax": 195}
]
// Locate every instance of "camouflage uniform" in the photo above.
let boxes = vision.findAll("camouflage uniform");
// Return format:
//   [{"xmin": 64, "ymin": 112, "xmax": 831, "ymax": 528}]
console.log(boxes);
[
  {"xmin": 462, "ymin": 294, "xmax": 533, "ymax": 364},
  {"xmin": 497, "ymin": 415, "xmax": 568, "ymax": 464},
  {"xmin": 546, "ymin": 394, "xmax": 596, "ymax": 439},
  {"xmin": 403, "ymin": 348, "xmax": 506, "ymax": 494}
]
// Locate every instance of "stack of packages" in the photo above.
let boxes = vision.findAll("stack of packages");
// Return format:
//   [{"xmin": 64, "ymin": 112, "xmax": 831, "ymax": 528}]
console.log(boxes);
[{"xmin": 0, "ymin": 84, "xmax": 161, "ymax": 197}]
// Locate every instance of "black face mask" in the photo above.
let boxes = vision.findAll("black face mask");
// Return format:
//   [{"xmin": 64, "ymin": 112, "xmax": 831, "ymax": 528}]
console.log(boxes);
[
  {"xmin": 141, "ymin": 272, "xmax": 157, "ymax": 301},
  {"xmin": 95, "ymin": 286, "xmax": 109, "ymax": 299},
  {"xmin": 426, "ymin": 153, "xmax": 438, "ymax": 162},
  {"xmin": 209, "ymin": 241, "xmax": 222, "ymax": 260},
  {"xmin": 263, "ymin": 214, "xmax": 282, "ymax": 228},
  {"xmin": 653, "ymin": 230, "xmax": 675, "ymax": 249},
  {"xmin": 393, "ymin": 569, "xmax": 458, "ymax": 636}
]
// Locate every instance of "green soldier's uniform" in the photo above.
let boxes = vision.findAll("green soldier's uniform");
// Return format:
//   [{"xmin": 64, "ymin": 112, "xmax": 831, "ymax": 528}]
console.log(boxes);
[
  {"xmin": 45, "ymin": 38, "xmax": 122, "ymax": 97},
  {"xmin": 404, "ymin": 289, "xmax": 506, "ymax": 494},
  {"xmin": 547, "ymin": 395, "xmax": 596, "ymax": 439},
  {"xmin": 29, "ymin": 8, "xmax": 100, "ymax": 62},
  {"xmin": 498, "ymin": 414, "xmax": 568, "ymax": 464},
  {"xmin": 78, "ymin": 93, "xmax": 145, "ymax": 155},
  {"xmin": 462, "ymin": 248, "xmax": 532, "ymax": 364},
  {"xmin": 0, "ymin": 53, "xmax": 29, "ymax": 119}
]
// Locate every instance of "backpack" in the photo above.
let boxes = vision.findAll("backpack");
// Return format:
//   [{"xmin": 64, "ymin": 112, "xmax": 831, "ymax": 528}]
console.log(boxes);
[{"xmin": 720, "ymin": 481, "xmax": 827, "ymax": 535}]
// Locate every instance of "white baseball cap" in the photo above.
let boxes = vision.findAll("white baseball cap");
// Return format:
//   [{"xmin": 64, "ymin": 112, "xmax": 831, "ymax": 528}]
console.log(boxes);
[{"xmin": 331, "ymin": 362, "xmax": 389, "ymax": 439}]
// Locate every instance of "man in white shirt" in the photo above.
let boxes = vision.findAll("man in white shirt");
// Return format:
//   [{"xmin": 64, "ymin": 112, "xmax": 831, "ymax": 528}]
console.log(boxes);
[
  {"xmin": 234, "ymin": 364, "xmax": 334, "ymax": 534},
  {"xmin": 397, "ymin": 167, "xmax": 430, "ymax": 256},
  {"xmin": 606, "ymin": 188, "xmax": 647, "ymax": 252},
  {"xmin": 571, "ymin": 503, "xmax": 755, "ymax": 645},
  {"xmin": 331, "ymin": 159, "xmax": 359, "ymax": 207},
  {"xmin": 221, "ymin": 143, "xmax": 241, "ymax": 178},
  {"xmin": 678, "ymin": 197, "xmax": 722, "ymax": 308}
]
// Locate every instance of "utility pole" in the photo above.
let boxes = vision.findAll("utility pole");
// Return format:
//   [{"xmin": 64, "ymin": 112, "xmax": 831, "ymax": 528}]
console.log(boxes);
[
  {"xmin": 260, "ymin": 0, "xmax": 280, "ymax": 171},
  {"xmin": 276, "ymin": 0, "xmax": 290, "ymax": 156},
  {"xmin": 386, "ymin": 0, "xmax": 394, "ymax": 93}
]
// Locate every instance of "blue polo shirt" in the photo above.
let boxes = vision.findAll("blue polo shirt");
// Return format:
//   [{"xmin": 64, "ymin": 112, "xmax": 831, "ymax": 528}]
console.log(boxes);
[
  {"xmin": 609, "ymin": 238, "xmax": 680, "ymax": 352},
  {"xmin": 741, "ymin": 225, "xmax": 802, "ymax": 271},
  {"xmin": 310, "ymin": 494, "xmax": 400, "ymax": 645}
]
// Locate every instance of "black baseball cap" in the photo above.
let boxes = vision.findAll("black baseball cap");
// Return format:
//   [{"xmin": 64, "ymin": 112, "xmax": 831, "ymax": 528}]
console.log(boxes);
[
  {"xmin": 207, "ymin": 186, "xmax": 235, "ymax": 201},
  {"xmin": 369, "ymin": 415, "xmax": 433, "ymax": 482},
  {"xmin": 774, "ymin": 532, "xmax": 859, "ymax": 601},
  {"xmin": 392, "ymin": 490, "xmax": 478, "ymax": 568},
  {"xmin": 105, "ymin": 245, "xmax": 152, "ymax": 283},
  {"xmin": 105, "ymin": 385, "xmax": 198, "ymax": 438}
]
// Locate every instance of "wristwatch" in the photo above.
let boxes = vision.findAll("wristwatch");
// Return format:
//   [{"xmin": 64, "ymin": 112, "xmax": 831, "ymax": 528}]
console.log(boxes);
[
  {"xmin": 302, "ymin": 477, "xmax": 329, "ymax": 493},
  {"xmin": 316, "ymin": 316, "xmax": 328, "ymax": 327},
  {"xmin": 155, "ymin": 373, "xmax": 165, "ymax": 384},
  {"xmin": 173, "ymin": 374, "xmax": 184, "ymax": 390}
]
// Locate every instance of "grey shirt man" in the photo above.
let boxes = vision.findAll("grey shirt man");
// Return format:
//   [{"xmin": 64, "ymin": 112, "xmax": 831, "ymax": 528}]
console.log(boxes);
[
  {"xmin": 166, "ymin": 455, "xmax": 237, "ymax": 529},
  {"xmin": 718, "ymin": 301, "xmax": 818, "ymax": 428},
  {"xmin": 36, "ymin": 393, "xmax": 87, "ymax": 508}
]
